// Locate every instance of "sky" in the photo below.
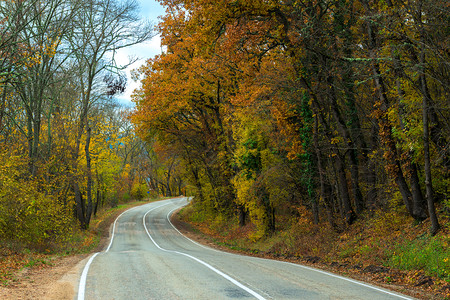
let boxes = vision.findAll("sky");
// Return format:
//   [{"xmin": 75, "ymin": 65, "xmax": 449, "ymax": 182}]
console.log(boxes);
[{"xmin": 114, "ymin": 0, "xmax": 166, "ymax": 106}]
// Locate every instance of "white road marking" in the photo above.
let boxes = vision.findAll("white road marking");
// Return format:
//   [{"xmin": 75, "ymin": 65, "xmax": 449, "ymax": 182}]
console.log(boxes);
[
  {"xmin": 279, "ymin": 261, "xmax": 414, "ymax": 300},
  {"xmin": 78, "ymin": 198, "xmax": 413, "ymax": 300},
  {"xmin": 166, "ymin": 206, "xmax": 221, "ymax": 252},
  {"xmin": 143, "ymin": 203, "xmax": 267, "ymax": 300},
  {"xmin": 77, "ymin": 202, "xmax": 171, "ymax": 300},
  {"xmin": 165, "ymin": 202, "xmax": 414, "ymax": 300},
  {"xmin": 105, "ymin": 206, "xmax": 141, "ymax": 252},
  {"xmin": 77, "ymin": 252, "xmax": 99, "ymax": 300}
]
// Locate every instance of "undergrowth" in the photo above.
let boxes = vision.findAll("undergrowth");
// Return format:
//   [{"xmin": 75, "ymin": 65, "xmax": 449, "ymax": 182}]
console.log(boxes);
[
  {"xmin": 388, "ymin": 235, "xmax": 450, "ymax": 281},
  {"xmin": 0, "ymin": 198, "xmax": 156, "ymax": 286}
]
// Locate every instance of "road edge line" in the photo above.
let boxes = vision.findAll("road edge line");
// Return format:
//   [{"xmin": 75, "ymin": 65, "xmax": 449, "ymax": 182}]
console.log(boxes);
[
  {"xmin": 166, "ymin": 204, "xmax": 414, "ymax": 300},
  {"xmin": 77, "ymin": 202, "xmax": 152, "ymax": 300},
  {"xmin": 77, "ymin": 252, "xmax": 99, "ymax": 300},
  {"xmin": 143, "ymin": 201, "xmax": 267, "ymax": 300}
]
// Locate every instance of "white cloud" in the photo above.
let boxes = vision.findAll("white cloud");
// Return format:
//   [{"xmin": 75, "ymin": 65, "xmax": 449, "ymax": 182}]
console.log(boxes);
[
  {"xmin": 115, "ymin": 0, "xmax": 165, "ymax": 106},
  {"xmin": 115, "ymin": 34, "xmax": 162, "ymax": 106}
]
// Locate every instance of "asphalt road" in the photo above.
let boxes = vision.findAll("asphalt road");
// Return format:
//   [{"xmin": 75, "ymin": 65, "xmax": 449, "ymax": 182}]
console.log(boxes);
[{"xmin": 78, "ymin": 197, "xmax": 414, "ymax": 300}]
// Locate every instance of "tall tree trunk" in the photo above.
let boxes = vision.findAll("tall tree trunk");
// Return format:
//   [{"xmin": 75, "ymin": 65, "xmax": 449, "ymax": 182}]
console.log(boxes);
[
  {"xmin": 328, "ymin": 76, "xmax": 364, "ymax": 214},
  {"xmin": 366, "ymin": 122, "xmax": 378, "ymax": 210},
  {"xmin": 72, "ymin": 75, "xmax": 91, "ymax": 228},
  {"xmin": 420, "ymin": 49, "xmax": 440, "ymax": 235},
  {"xmin": 392, "ymin": 50, "xmax": 427, "ymax": 221},
  {"xmin": 372, "ymin": 72, "xmax": 414, "ymax": 217},
  {"xmin": 331, "ymin": 0, "xmax": 366, "ymax": 214},
  {"xmin": 311, "ymin": 97, "xmax": 350, "ymax": 225},
  {"xmin": 85, "ymin": 126, "xmax": 93, "ymax": 228},
  {"xmin": 362, "ymin": 3, "xmax": 417, "ymax": 219},
  {"xmin": 314, "ymin": 114, "xmax": 335, "ymax": 227}
]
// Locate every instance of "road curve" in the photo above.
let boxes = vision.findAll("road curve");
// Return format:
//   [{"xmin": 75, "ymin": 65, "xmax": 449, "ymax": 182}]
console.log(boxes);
[{"xmin": 78, "ymin": 197, "xmax": 414, "ymax": 300}]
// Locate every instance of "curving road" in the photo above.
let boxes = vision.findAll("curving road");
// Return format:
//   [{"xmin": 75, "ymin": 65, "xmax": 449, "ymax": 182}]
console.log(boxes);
[{"xmin": 77, "ymin": 197, "xmax": 414, "ymax": 300}]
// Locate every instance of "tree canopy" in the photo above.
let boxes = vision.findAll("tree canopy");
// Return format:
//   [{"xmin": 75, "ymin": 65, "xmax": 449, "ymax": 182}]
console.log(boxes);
[
  {"xmin": 0, "ymin": 0, "xmax": 154, "ymax": 248},
  {"xmin": 131, "ymin": 0, "xmax": 449, "ymax": 236}
]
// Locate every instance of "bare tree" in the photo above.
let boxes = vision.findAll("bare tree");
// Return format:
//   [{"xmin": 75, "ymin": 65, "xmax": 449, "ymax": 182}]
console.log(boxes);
[
  {"xmin": 69, "ymin": 0, "xmax": 154, "ymax": 228},
  {"xmin": 6, "ymin": 0, "xmax": 79, "ymax": 175}
]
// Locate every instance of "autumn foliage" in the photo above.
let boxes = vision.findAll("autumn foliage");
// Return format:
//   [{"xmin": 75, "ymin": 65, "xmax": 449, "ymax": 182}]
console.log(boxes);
[
  {"xmin": 0, "ymin": 0, "xmax": 153, "ymax": 253},
  {"xmin": 131, "ymin": 0, "xmax": 449, "ymax": 271}
]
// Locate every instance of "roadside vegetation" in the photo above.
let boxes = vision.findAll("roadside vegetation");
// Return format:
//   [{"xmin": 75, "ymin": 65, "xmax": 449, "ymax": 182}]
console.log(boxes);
[
  {"xmin": 132, "ymin": 0, "xmax": 449, "ymax": 298},
  {"xmin": 178, "ymin": 205, "xmax": 450, "ymax": 299},
  {"xmin": 0, "ymin": 0, "xmax": 160, "ymax": 284},
  {"xmin": 0, "ymin": 197, "xmax": 159, "ymax": 286}
]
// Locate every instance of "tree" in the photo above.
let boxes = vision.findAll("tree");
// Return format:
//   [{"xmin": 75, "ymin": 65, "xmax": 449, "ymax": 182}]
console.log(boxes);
[
  {"xmin": 68, "ymin": 0, "xmax": 153, "ymax": 228},
  {"xmin": 132, "ymin": 0, "xmax": 449, "ymax": 235}
]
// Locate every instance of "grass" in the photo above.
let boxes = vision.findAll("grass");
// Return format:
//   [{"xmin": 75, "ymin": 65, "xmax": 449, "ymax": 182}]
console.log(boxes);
[{"xmin": 388, "ymin": 235, "xmax": 450, "ymax": 281}]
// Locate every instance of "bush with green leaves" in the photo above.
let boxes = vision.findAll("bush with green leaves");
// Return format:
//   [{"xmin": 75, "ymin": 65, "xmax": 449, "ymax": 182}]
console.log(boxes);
[{"xmin": 388, "ymin": 235, "xmax": 450, "ymax": 281}]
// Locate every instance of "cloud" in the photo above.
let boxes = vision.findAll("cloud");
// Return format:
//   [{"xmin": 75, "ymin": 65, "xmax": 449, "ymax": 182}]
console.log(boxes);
[
  {"xmin": 114, "ymin": 0, "xmax": 165, "ymax": 106},
  {"xmin": 115, "ymin": 34, "xmax": 162, "ymax": 106}
]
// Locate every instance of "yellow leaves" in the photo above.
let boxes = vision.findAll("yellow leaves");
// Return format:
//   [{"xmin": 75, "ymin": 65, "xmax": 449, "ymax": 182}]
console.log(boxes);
[
  {"xmin": 330, "ymin": 137, "xmax": 341, "ymax": 145},
  {"xmin": 44, "ymin": 36, "xmax": 59, "ymax": 57},
  {"xmin": 26, "ymin": 53, "xmax": 42, "ymax": 67},
  {"xmin": 0, "ymin": 147, "xmax": 73, "ymax": 247}
]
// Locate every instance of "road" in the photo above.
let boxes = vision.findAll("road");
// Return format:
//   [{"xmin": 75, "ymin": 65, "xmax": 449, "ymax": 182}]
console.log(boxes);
[{"xmin": 78, "ymin": 197, "xmax": 414, "ymax": 300}]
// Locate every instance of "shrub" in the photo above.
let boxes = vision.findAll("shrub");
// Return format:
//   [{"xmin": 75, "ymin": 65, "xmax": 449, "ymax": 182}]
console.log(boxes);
[
  {"xmin": 131, "ymin": 182, "xmax": 148, "ymax": 200},
  {"xmin": 0, "ymin": 153, "xmax": 73, "ymax": 250},
  {"xmin": 388, "ymin": 235, "xmax": 450, "ymax": 281}
]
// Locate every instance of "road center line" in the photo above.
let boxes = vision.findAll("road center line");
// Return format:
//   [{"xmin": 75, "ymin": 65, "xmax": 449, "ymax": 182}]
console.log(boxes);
[
  {"xmin": 143, "ymin": 203, "xmax": 267, "ymax": 300},
  {"xmin": 78, "ymin": 202, "xmax": 172, "ymax": 300},
  {"xmin": 165, "ymin": 205, "xmax": 412, "ymax": 300},
  {"xmin": 105, "ymin": 205, "xmax": 142, "ymax": 252}
]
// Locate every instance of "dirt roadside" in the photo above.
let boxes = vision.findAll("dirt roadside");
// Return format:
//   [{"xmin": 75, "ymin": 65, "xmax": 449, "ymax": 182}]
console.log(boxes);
[
  {"xmin": 0, "ymin": 202, "xmax": 136, "ymax": 300},
  {"xmin": 0, "ymin": 254, "xmax": 88, "ymax": 300}
]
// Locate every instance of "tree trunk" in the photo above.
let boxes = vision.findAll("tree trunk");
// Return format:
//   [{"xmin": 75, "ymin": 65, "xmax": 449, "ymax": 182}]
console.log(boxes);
[
  {"xmin": 364, "ymin": 13, "xmax": 416, "ymax": 218},
  {"xmin": 74, "ymin": 182, "xmax": 86, "ymax": 228},
  {"xmin": 0, "ymin": 68, "xmax": 11, "ymax": 134},
  {"xmin": 314, "ymin": 115, "xmax": 326, "ymax": 222},
  {"xmin": 238, "ymin": 205, "xmax": 246, "ymax": 227},
  {"xmin": 85, "ymin": 126, "xmax": 93, "ymax": 228},
  {"xmin": 408, "ymin": 162, "xmax": 427, "ymax": 220},
  {"xmin": 420, "ymin": 50, "xmax": 440, "ymax": 235},
  {"xmin": 336, "ymin": 153, "xmax": 356, "ymax": 225},
  {"xmin": 94, "ymin": 189, "xmax": 100, "ymax": 216},
  {"xmin": 269, "ymin": 204, "xmax": 276, "ymax": 232},
  {"xmin": 392, "ymin": 49, "xmax": 427, "ymax": 221},
  {"xmin": 328, "ymin": 76, "xmax": 364, "ymax": 214}
]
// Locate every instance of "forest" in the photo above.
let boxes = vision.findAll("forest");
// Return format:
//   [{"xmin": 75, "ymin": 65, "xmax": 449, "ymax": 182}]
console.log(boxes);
[
  {"xmin": 133, "ymin": 0, "xmax": 448, "ymax": 235},
  {"xmin": 0, "ymin": 0, "xmax": 449, "ymax": 294},
  {"xmin": 131, "ymin": 0, "xmax": 450, "ymax": 288},
  {"xmin": 0, "ymin": 0, "xmax": 155, "ymax": 250}
]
